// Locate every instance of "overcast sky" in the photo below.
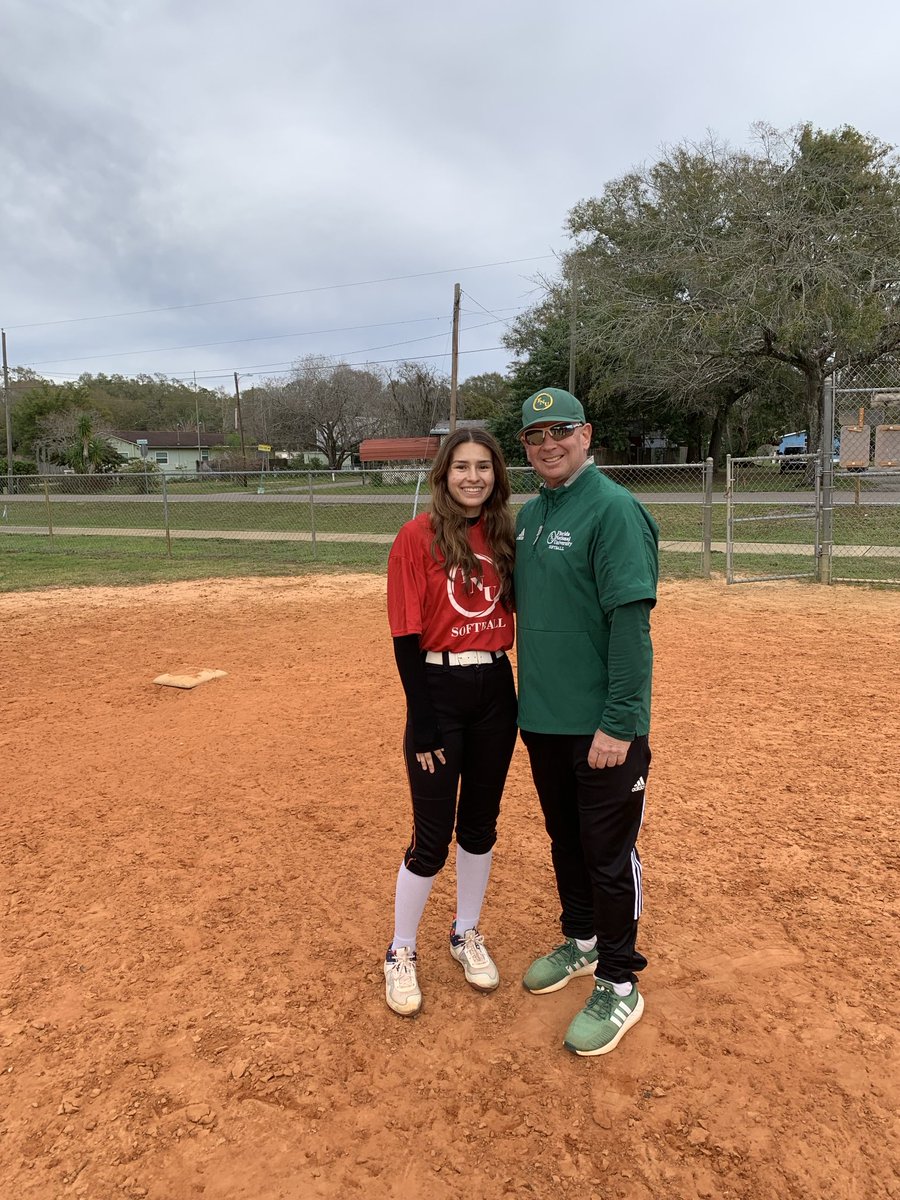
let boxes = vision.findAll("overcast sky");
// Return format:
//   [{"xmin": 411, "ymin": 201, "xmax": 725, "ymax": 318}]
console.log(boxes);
[{"xmin": 2, "ymin": 0, "xmax": 900, "ymax": 395}]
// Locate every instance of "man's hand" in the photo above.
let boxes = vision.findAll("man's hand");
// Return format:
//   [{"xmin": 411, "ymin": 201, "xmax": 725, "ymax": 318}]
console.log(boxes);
[{"xmin": 588, "ymin": 729, "xmax": 631, "ymax": 770}]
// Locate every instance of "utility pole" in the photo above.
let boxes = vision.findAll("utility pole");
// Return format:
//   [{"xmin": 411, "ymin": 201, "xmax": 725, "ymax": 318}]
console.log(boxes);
[
  {"xmin": 233, "ymin": 371, "xmax": 246, "ymax": 463},
  {"xmin": 448, "ymin": 282, "xmax": 461, "ymax": 433},
  {"xmin": 2, "ymin": 329, "xmax": 13, "ymax": 492},
  {"xmin": 193, "ymin": 370, "xmax": 202, "ymax": 470},
  {"xmin": 567, "ymin": 267, "xmax": 577, "ymax": 394}
]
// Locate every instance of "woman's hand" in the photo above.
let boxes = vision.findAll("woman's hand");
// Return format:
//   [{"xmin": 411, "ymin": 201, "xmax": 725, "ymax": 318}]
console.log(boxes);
[{"xmin": 415, "ymin": 748, "xmax": 446, "ymax": 773}]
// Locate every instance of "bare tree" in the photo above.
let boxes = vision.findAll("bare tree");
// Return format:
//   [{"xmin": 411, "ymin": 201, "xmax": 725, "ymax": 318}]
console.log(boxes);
[
  {"xmin": 35, "ymin": 409, "xmax": 122, "ymax": 472},
  {"xmin": 278, "ymin": 357, "xmax": 386, "ymax": 468},
  {"xmin": 384, "ymin": 362, "xmax": 450, "ymax": 436}
]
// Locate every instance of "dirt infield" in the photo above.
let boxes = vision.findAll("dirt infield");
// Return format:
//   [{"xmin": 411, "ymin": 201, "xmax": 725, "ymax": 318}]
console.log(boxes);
[{"xmin": 1, "ymin": 575, "xmax": 897, "ymax": 1200}]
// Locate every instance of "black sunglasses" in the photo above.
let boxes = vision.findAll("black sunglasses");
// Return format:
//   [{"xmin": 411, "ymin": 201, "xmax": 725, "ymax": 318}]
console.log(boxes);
[{"xmin": 521, "ymin": 422, "xmax": 584, "ymax": 447}]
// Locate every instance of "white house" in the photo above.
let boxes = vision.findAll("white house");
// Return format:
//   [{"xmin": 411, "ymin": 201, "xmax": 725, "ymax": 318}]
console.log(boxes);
[{"xmin": 110, "ymin": 430, "xmax": 224, "ymax": 474}]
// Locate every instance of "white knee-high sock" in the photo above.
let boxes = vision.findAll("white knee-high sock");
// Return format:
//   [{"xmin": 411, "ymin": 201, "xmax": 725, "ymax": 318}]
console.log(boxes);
[
  {"xmin": 391, "ymin": 862, "xmax": 435, "ymax": 951},
  {"xmin": 455, "ymin": 846, "xmax": 493, "ymax": 934}
]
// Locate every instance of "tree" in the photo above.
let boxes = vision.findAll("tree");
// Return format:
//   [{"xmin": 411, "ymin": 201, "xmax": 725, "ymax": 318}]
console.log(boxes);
[
  {"xmin": 282, "ymin": 357, "xmax": 385, "ymax": 469},
  {"xmin": 79, "ymin": 373, "xmax": 223, "ymax": 432},
  {"xmin": 561, "ymin": 124, "xmax": 900, "ymax": 453},
  {"xmin": 384, "ymin": 362, "xmax": 449, "ymax": 437},
  {"xmin": 457, "ymin": 372, "xmax": 512, "ymax": 421},
  {"xmin": 12, "ymin": 380, "xmax": 92, "ymax": 458},
  {"xmin": 36, "ymin": 409, "xmax": 124, "ymax": 473}
]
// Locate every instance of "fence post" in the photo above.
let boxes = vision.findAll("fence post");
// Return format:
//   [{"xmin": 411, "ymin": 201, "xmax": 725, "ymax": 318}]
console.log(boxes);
[
  {"xmin": 412, "ymin": 470, "xmax": 425, "ymax": 518},
  {"xmin": 308, "ymin": 471, "xmax": 317, "ymax": 558},
  {"xmin": 725, "ymin": 455, "xmax": 734, "ymax": 584},
  {"xmin": 43, "ymin": 476, "xmax": 54, "ymax": 539},
  {"xmin": 701, "ymin": 458, "xmax": 713, "ymax": 578},
  {"xmin": 161, "ymin": 472, "xmax": 172, "ymax": 558},
  {"xmin": 818, "ymin": 375, "xmax": 835, "ymax": 585}
]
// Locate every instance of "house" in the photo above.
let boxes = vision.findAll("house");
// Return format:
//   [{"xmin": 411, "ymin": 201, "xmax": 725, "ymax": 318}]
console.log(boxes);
[{"xmin": 110, "ymin": 430, "xmax": 224, "ymax": 474}]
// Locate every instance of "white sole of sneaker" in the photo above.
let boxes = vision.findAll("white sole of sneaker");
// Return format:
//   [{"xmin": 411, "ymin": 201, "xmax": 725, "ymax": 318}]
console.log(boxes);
[
  {"xmin": 565, "ymin": 992, "xmax": 645, "ymax": 1056},
  {"xmin": 384, "ymin": 990, "xmax": 422, "ymax": 1017},
  {"xmin": 449, "ymin": 946, "xmax": 500, "ymax": 992},
  {"xmin": 523, "ymin": 960, "xmax": 597, "ymax": 995}
]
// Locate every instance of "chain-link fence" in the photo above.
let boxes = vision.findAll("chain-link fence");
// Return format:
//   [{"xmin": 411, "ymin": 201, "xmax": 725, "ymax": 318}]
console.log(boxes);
[
  {"xmin": 830, "ymin": 470, "xmax": 900, "ymax": 585},
  {"xmin": 1, "ymin": 463, "xmax": 715, "ymax": 585},
  {"xmin": 725, "ymin": 454, "xmax": 822, "ymax": 583},
  {"xmin": 832, "ymin": 364, "xmax": 900, "ymax": 585}
]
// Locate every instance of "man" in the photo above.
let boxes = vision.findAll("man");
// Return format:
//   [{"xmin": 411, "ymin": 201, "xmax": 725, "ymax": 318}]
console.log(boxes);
[{"xmin": 514, "ymin": 387, "xmax": 659, "ymax": 1056}]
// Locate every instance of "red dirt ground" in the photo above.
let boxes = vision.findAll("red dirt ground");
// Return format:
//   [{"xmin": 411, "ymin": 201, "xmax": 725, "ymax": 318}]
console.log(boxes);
[{"xmin": 1, "ymin": 575, "xmax": 897, "ymax": 1200}]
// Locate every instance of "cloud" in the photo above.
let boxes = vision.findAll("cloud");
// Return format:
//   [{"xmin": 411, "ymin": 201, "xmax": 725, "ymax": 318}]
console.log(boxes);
[{"xmin": 2, "ymin": 0, "xmax": 900, "ymax": 387}]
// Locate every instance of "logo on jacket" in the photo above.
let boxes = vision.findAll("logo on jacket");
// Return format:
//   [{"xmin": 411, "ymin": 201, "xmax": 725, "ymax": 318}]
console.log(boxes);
[
  {"xmin": 547, "ymin": 529, "xmax": 572, "ymax": 551},
  {"xmin": 447, "ymin": 554, "xmax": 500, "ymax": 618}
]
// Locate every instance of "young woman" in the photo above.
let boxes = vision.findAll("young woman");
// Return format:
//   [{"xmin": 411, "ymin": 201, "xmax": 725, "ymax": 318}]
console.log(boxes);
[{"xmin": 383, "ymin": 429, "xmax": 518, "ymax": 1016}]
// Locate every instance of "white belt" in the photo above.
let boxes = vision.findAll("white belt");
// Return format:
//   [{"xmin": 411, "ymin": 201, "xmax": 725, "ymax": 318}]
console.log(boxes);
[{"xmin": 425, "ymin": 650, "xmax": 505, "ymax": 667}]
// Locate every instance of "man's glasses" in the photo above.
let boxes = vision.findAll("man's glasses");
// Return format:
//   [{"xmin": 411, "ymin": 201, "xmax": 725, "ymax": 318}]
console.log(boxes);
[{"xmin": 521, "ymin": 422, "xmax": 584, "ymax": 447}]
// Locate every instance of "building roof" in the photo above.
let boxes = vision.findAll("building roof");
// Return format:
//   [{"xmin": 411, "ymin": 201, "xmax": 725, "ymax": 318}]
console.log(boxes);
[
  {"xmin": 112, "ymin": 430, "xmax": 224, "ymax": 450},
  {"xmin": 358, "ymin": 437, "xmax": 440, "ymax": 463},
  {"xmin": 428, "ymin": 420, "xmax": 488, "ymax": 435}
]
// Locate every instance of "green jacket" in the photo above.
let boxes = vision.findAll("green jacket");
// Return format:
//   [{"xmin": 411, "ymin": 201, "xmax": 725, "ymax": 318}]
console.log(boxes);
[{"xmin": 514, "ymin": 461, "xmax": 659, "ymax": 736}]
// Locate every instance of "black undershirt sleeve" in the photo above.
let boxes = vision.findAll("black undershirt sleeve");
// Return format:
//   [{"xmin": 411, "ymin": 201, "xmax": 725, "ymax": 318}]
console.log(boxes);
[{"xmin": 392, "ymin": 634, "xmax": 443, "ymax": 752}]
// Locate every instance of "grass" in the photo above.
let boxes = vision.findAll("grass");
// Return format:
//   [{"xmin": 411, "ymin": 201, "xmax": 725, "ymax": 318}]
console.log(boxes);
[
  {"xmin": 3, "ymin": 491, "xmax": 899, "ymax": 591},
  {"xmin": 8, "ymin": 490, "xmax": 896, "ymax": 545},
  {"xmin": 0, "ymin": 536, "xmax": 390, "ymax": 591}
]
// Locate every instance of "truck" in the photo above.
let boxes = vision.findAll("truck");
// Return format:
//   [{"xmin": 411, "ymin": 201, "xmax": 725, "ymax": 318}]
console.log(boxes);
[{"xmin": 775, "ymin": 432, "xmax": 840, "ymax": 472}]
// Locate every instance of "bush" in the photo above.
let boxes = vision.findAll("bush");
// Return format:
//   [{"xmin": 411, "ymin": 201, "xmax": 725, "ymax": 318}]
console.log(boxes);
[
  {"xmin": 0, "ymin": 457, "xmax": 38, "ymax": 476},
  {"xmin": 119, "ymin": 458, "xmax": 162, "ymax": 475}
]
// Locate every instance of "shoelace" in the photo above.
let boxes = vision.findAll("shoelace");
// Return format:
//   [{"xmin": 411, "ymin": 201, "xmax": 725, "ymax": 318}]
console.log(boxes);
[
  {"xmin": 462, "ymin": 929, "xmax": 490, "ymax": 967},
  {"xmin": 548, "ymin": 940, "xmax": 581, "ymax": 966},
  {"xmin": 389, "ymin": 948, "xmax": 417, "ymax": 980},
  {"xmin": 584, "ymin": 982, "xmax": 617, "ymax": 1020}
]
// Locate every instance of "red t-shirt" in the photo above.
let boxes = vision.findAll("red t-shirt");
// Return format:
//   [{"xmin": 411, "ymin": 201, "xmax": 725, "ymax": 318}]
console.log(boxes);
[{"xmin": 387, "ymin": 513, "xmax": 514, "ymax": 652}]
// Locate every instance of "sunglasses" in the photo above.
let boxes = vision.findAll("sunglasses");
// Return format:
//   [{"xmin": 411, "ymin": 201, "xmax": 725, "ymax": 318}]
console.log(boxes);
[{"xmin": 521, "ymin": 422, "xmax": 584, "ymax": 447}]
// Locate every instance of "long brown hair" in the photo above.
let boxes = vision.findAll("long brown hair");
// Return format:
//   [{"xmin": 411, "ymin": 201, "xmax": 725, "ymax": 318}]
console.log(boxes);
[{"xmin": 428, "ymin": 429, "xmax": 515, "ymax": 608}]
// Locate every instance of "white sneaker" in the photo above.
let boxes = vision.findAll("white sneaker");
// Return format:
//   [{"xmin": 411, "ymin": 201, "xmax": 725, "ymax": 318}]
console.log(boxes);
[
  {"xmin": 449, "ymin": 926, "xmax": 500, "ymax": 991},
  {"xmin": 384, "ymin": 946, "xmax": 422, "ymax": 1016}
]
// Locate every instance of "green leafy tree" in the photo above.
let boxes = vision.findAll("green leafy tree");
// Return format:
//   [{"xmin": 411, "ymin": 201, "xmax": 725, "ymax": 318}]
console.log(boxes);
[
  {"xmin": 11, "ymin": 380, "xmax": 91, "ymax": 455},
  {"xmin": 457, "ymin": 372, "xmax": 512, "ymax": 421},
  {"xmin": 561, "ymin": 123, "xmax": 900, "ymax": 453}
]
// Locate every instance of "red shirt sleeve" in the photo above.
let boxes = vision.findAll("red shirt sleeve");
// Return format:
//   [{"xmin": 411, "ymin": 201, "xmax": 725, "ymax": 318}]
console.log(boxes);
[{"xmin": 387, "ymin": 519, "xmax": 429, "ymax": 637}]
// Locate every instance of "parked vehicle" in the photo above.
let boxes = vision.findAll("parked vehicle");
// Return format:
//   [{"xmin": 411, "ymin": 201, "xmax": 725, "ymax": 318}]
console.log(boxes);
[
  {"xmin": 775, "ymin": 432, "xmax": 840, "ymax": 473},
  {"xmin": 776, "ymin": 432, "xmax": 809, "ymax": 471}
]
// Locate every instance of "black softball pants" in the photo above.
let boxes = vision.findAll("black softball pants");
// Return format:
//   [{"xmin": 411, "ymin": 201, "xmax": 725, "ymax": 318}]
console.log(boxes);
[
  {"xmin": 403, "ymin": 656, "xmax": 518, "ymax": 878},
  {"xmin": 520, "ymin": 730, "xmax": 651, "ymax": 986}
]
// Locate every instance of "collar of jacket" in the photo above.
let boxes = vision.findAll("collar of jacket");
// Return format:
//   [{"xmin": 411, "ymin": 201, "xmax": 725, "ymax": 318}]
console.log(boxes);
[{"xmin": 539, "ymin": 456, "xmax": 595, "ymax": 504}]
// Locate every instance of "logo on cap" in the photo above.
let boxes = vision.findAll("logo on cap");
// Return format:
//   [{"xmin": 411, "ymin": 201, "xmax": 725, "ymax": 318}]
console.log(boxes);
[{"xmin": 532, "ymin": 392, "xmax": 554, "ymax": 411}]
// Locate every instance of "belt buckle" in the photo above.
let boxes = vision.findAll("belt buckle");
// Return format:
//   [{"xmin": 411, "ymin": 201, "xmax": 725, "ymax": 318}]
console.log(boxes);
[{"xmin": 455, "ymin": 650, "xmax": 481, "ymax": 667}]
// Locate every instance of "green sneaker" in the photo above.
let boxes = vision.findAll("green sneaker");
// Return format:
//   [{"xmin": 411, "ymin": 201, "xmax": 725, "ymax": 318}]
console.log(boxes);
[
  {"xmin": 522, "ymin": 937, "xmax": 598, "ymax": 994},
  {"xmin": 563, "ymin": 978, "xmax": 644, "ymax": 1056}
]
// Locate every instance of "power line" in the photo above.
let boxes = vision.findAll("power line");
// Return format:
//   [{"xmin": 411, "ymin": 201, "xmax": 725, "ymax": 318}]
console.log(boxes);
[
  {"xmin": 35, "ymin": 345, "xmax": 510, "ymax": 386},
  {"xmin": 6, "ymin": 255, "xmax": 554, "ymax": 331},
  {"xmin": 26, "ymin": 314, "xmax": 449, "ymax": 366},
  {"xmin": 221, "ymin": 345, "xmax": 507, "ymax": 382},
  {"xmin": 24, "ymin": 309, "xmax": 524, "ymax": 368},
  {"xmin": 461, "ymin": 289, "xmax": 519, "ymax": 331}
]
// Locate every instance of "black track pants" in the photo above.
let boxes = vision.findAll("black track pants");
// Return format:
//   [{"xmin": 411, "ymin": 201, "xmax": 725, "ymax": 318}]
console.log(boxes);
[
  {"xmin": 521, "ymin": 730, "xmax": 651, "ymax": 985},
  {"xmin": 403, "ymin": 656, "xmax": 518, "ymax": 878}
]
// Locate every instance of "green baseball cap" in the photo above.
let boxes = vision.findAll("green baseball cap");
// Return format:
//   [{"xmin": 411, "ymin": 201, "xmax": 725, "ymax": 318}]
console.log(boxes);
[{"xmin": 520, "ymin": 387, "xmax": 585, "ymax": 432}]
